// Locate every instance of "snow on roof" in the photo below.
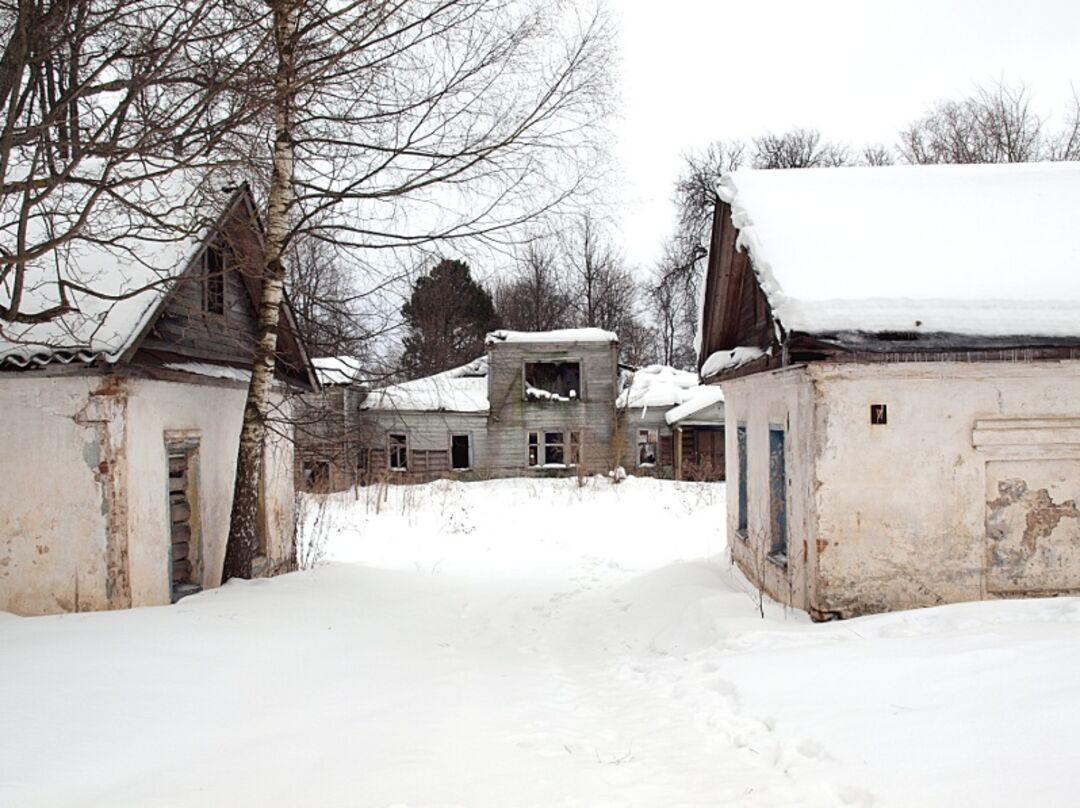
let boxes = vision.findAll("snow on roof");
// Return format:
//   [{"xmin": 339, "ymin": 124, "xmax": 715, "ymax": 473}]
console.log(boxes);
[
  {"xmin": 361, "ymin": 356, "xmax": 489, "ymax": 413},
  {"xmin": 700, "ymin": 346, "xmax": 768, "ymax": 379},
  {"xmin": 486, "ymin": 328, "xmax": 618, "ymax": 345},
  {"xmin": 665, "ymin": 386, "xmax": 724, "ymax": 426},
  {"xmin": 617, "ymin": 364, "xmax": 700, "ymax": 409},
  {"xmin": 163, "ymin": 361, "xmax": 252, "ymax": 383},
  {"xmin": 716, "ymin": 161, "xmax": 1080, "ymax": 338},
  {"xmin": 313, "ymin": 356, "xmax": 364, "ymax": 386},
  {"xmin": 617, "ymin": 364, "xmax": 724, "ymax": 425},
  {"xmin": 0, "ymin": 171, "xmax": 238, "ymax": 367}
]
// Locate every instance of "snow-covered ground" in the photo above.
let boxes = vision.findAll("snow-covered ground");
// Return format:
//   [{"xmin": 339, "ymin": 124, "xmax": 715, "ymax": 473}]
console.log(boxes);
[{"xmin": 3, "ymin": 477, "xmax": 1079, "ymax": 807}]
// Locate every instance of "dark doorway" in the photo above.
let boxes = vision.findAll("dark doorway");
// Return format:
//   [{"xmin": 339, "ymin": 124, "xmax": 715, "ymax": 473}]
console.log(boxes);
[{"xmin": 451, "ymin": 434, "xmax": 471, "ymax": 470}]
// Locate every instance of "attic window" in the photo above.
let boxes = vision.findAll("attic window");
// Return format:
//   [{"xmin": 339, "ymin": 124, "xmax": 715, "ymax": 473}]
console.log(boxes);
[
  {"xmin": 203, "ymin": 243, "xmax": 226, "ymax": 315},
  {"xmin": 524, "ymin": 361, "xmax": 580, "ymax": 401},
  {"xmin": 870, "ymin": 404, "xmax": 887, "ymax": 425}
]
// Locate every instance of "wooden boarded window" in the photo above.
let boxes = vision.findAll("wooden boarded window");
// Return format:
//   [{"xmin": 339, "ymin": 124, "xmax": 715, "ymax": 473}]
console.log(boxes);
[
  {"xmin": 167, "ymin": 441, "xmax": 201, "ymax": 602},
  {"xmin": 737, "ymin": 425, "xmax": 748, "ymax": 535},
  {"xmin": 768, "ymin": 426, "xmax": 787, "ymax": 563}
]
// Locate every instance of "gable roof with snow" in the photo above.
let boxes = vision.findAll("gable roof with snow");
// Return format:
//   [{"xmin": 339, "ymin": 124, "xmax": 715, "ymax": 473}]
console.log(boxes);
[
  {"xmin": 361, "ymin": 356, "xmax": 489, "ymax": 413},
  {"xmin": 0, "ymin": 181, "xmax": 319, "ymax": 390},
  {"xmin": 313, "ymin": 356, "xmax": 365, "ymax": 387},
  {"xmin": 712, "ymin": 161, "xmax": 1080, "ymax": 340}
]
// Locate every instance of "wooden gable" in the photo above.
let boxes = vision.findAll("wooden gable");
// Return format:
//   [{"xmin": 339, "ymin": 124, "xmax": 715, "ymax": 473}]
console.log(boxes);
[
  {"xmin": 128, "ymin": 188, "xmax": 317, "ymax": 391},
  {"xmin": 698, "ymin": 200, "xmax": 779, "ymax": 378}
]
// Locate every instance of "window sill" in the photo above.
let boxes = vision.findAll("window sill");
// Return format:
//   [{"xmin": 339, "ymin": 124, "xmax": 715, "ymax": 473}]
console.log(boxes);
[
  {"xmin": 735, "ymin": 529, "xmax": 748, "ymax": 541},
  {"xmin": 637, "ymin": 462, "xmax": 656, "ymax": 469},
  {"xmin": 766, "ymin": 551, "xmax": 788, "ymax": 569}
]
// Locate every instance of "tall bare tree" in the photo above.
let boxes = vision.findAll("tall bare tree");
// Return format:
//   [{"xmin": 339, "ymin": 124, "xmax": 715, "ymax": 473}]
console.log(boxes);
[
  {"xmin": 0, "ymin": 0, "xmax": 266, "ymax": 331},
  {"xmin": 494, "ymin": 241, "xmax": 573, "ymax": 332},
  {"xmin": 222, "ymin": 0, "xmax": 614, "ymax": 577},
  {"xmin": 899, "ymin": 81, "xmax": 1058, "ymax": 164}
]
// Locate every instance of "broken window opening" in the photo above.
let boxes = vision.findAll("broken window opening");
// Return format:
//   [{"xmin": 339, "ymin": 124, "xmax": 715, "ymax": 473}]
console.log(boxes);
[
  {"xmin": 637, "ymin": 429, "xmax": 658, "ymax": 467},
  {"xmin": 527, "ymin": 430, "xmax": 578, "ymax": 467},
  {"xmin": 871, "ymin": 404, "xmax": 888, "ymax": 425},
  {"xmin": 451, "ymin": 434, "xmax": 471, "ymax": 470},
  {"xmin": 203, "ymin": 242, "xmax": 226, "ymax": 315},
  {"xmin": 544, "ymin": 431, "xmax": 564, "ymax": 465},
  {"xmin": 524, "ymin": 361, "xmax": 581, "ymax": 402},
  {"xmin": 528, "ymin": 431, "xmax": 539, "ymax": 467},
  {"xmin": 388, "ymin": 433, "xmax": 408, "ymax": 471},
  {"xmin": 303, "ymin": 459, "xmax": 331, "ymax": 491}
]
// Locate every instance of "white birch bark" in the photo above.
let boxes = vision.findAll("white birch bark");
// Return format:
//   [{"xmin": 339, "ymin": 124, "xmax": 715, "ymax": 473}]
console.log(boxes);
[{"xmin": 223, "ymin": 0, "xmax": 300, "ymax": 581}]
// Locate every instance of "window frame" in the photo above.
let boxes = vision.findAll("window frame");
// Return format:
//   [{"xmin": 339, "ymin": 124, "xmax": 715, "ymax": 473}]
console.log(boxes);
[
  {"xmin": 202, "ymin": 241, "xmax": 227, "ymax": 317},
  {"xmin": 450, "ymin": 433, "xmax": 472, "ymax": 471},
  {"xmin": 387, "ymin": 432, "xmax": 408, "ymax": 471},
  {"xmin": 527, "ymin": 429, "xmax": 581, "ymax": 468},
  {"xmin": 736, "ymin": 424, "xmax": 748, "ymax": 538},
  {"xmin": 636, "ymin": 428, "xmax": 658, "ymax": 467},
  {"xmin": 768, "ymin": 425, "xmax": 787, "ymax": 565},
  {"xmin": 521, "ymin": 358, "xmax": 584, "ymax": 402}
]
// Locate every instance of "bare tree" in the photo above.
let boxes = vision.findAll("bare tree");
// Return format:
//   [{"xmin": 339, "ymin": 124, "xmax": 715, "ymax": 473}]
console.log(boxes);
[
  {"xmin": 899, "ymin": 80, "xmax": 1047, "ymax": 164},
  {"xmin": 752, "ymin": 127, "xmax": 851, "ymax": 169},
  {"xmin": 222, "ymin": 0, "xmax": 614, "ymax": 577},
  {"xmin": 0, "ymin": 0, "xmax": 266, "ymax": 330},
  {"xmin": 494, "ymin": 241, "xmax": 573, "ymax": 332}
]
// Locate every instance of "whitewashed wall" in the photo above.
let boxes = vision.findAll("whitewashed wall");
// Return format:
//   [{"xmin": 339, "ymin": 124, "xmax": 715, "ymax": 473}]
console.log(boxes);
[
  {"xmin": 722, "ymin": 368, "xmax": 817, "ymax": 611},
  {"xmin": 0, "ymin": 373, "xmax": 295, "ymax": 615},
  {"xmin": 723, "ymin": 360, "xmax": 1080, "ymax": 618}
]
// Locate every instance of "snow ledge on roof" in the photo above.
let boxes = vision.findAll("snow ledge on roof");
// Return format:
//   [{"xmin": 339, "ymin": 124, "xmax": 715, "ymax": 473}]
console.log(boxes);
[{"xmin": 486, "ymin": 328, "xmax": 618, "ymax": 345}]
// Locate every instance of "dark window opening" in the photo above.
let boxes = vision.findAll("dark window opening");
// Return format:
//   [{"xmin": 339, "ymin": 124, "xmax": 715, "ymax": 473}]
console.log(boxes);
[
  {"xmin": 528, "ymin": 432, "xmax": 539, "ymax": 467},
  {"xmin": 388, "ymin": 433, "xmax": 408, "ymax": 470},
  {"xmin": 870, "ymin": 404, "xmax": 888, "ymax": 425},
  {"xmin": 737, "ymin": 425, "xmax": 747, "ymax": 535},
  {"xmin": 768, "ymin": 427, "xmax": 787, "ymax": 563},
  {"xmin": 527, "ymin": 430, "xmax": 576, "ymax": 467},
  {"xmin": 303, "ymin": 459, "xmax": 331, "ymax": 491},
  {"xmin": 451, "ymin": 434, "xmax": 471, "ymax": 470},
  {"xmin": 544, "ymin": 431, "xmax": 564, "ymax": 465},
  {"xmin": 524, "ymin": 361, "xmax": 581, "ymax": 401},
  {"xmin": 203, "ymin": 243, "xmax": 226, "ymax": 315},
  {"xmin": 637, "ymin": 429, "xmax": 658, "ymax": 466}
]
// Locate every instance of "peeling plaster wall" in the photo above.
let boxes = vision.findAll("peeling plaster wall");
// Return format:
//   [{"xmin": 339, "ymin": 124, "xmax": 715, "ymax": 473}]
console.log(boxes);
[
  {"xmin": 811, "ymin": 361, "xmax": 1080, "ymax": 618},
  {"xmin": 0, "ymin": 376, "xmax": 111, "ymax": 614},
  {"xmin": 0, "ymin": 375, "xmax": 296, "ymax": 616},
  {"xmin": 721, "ymin": 368, "xmax": 817, "ymax": 612},
  {"xmin": 123, "ymin": 378, "xmax": 295, "ymax": 606}
]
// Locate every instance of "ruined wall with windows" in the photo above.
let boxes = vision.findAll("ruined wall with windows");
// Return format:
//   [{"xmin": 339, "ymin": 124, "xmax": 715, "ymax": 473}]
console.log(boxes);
[{"xmin": 485, "ymin": 337, "xmax": 619, "ymax": 475}]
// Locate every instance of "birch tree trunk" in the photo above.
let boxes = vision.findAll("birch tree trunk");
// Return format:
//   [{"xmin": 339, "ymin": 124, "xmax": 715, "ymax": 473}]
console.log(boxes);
[{"xmin": 222, "ymin": 0, "xmax": 299, "ymax": 581}]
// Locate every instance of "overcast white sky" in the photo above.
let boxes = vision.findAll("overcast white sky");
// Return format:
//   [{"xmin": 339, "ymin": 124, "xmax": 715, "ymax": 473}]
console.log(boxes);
[{"xmin": 611, "ymin": 0, "xmax": 1080, "ymax": 270}]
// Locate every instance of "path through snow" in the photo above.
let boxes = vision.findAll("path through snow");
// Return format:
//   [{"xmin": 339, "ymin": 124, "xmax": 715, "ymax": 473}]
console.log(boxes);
[{"xmin": 2, "ymin": 477, "xmax": 1079, "ymax": 807}]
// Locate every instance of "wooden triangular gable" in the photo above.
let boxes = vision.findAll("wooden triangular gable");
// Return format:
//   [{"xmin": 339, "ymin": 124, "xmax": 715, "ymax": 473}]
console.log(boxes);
[{"xmin": 125, "ymin": 185, "xmax": 319, "ymax": 392}]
